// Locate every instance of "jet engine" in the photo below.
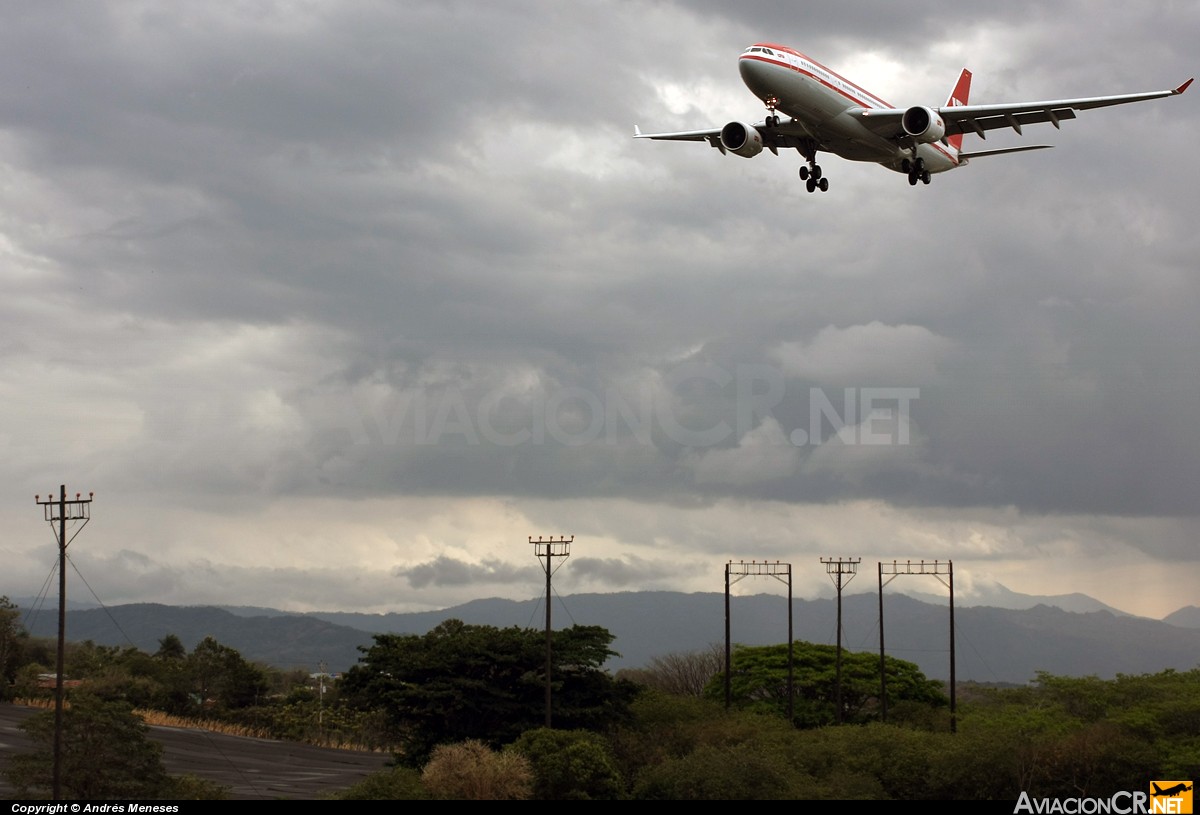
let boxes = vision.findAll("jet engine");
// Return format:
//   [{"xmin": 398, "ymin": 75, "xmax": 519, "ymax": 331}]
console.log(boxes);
[
  {"xmin": 720, "ymin": 121, "xmax": 764, "ymax": 157},
  {"xmin": 901, "ymin": 106, "xmax": 946, "ymax": 144}
]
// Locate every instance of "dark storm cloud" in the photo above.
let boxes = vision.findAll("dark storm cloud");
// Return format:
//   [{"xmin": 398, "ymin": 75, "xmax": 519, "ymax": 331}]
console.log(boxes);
[
  {"xmin": 404, "ymin": 555, "xmax": 540, "ymax": 588},
  {"xmin": 571, "ymin": 555, "xmax": 662, "ymax": 587},
  {"xmin": 647, "ymin": 0, "xmax": 1020, "ymax": 47}
]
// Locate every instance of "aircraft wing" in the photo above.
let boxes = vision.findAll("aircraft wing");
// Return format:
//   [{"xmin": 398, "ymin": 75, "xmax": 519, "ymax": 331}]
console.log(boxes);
[
  {"xmin": 633, "ymin": 125, "xmax": 722, "ymax": 143},
  {"xmin": 633, "ymin": 123, "xmax": 819, "ymax": 156},
  {"xmin": 942, "ymin": 80, "xmax": 1193, "ymax": 138},
  {"xmin": 856, "ymin": 78, "xmax": 1192, "ymax": 140},
  {"xmin": 958, "ymin": 144, "xmax": 1053, "ymax": 160}
]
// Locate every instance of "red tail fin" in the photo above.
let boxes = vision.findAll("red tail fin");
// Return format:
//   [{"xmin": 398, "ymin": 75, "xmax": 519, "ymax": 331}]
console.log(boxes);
[{"xmin": 945, "ymin": 68, "xmax": 972, "ymax": 152}]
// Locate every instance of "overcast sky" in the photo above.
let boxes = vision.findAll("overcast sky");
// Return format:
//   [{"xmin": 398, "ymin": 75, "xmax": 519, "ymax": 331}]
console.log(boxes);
[{"xmin": 2, "ymin": 1, "xmax": 1197, "ymax": 620}]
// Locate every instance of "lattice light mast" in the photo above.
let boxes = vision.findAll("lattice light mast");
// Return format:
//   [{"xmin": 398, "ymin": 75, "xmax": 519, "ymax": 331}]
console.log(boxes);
[
  {"xmin": 724, "ymin": 560, "xmax": 793, "ymax": 720},
  {"xmin": 35, "ymin": 485, "xmax": 93, "ymax": 801},
  {"xmin": 820, "ymin": 557, "xmax": 861, "ymax": 723},
  {"xmin": 530, "ymin": 535, "xmax": 572, "ymax": 728}
]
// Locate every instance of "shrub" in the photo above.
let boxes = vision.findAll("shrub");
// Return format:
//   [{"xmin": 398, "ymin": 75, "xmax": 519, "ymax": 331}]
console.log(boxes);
[{"xmin": 421, "ymin": 740, "xmax": 533, "ymax": 800}]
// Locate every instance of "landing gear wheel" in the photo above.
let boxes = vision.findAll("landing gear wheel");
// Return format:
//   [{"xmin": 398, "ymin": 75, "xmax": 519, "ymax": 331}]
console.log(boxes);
[
  {"xmin": 908, "ymin": 172, "xmax": 919, "ymax": 186},
  {"xmin": 901, "ymin": 158, "xmax": 912, "ymax": 174},
  {"xmin": 799, "ymin": 142, "xmax": 826, "ymax": 192},
  {"xmin": 765, "ymin": 96, "xmax": 780, "ymax": 129},
  {"xmin": 921, "ymin": 170, "xmax": 931, "ymax": 185},
  {"xmin": 913, "ymin": 157, "xmax": 925, "ymax": 173}
]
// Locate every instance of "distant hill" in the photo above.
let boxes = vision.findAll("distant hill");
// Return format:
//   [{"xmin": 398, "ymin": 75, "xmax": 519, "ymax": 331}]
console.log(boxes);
[
  {"xmin": 904, "ymin": 584, "xmax": 1134, "ymax": 616},
  {"xmin": 1163, "ymin": 606, "xmax": 1200, "ymax": 628},
  {"xmin": 23, "ymin": 603, "xmax": 371, "ymax": 672},
  {"xmin": 20, "ymin": 591, "xmax": 1200, "ymax": 682}
]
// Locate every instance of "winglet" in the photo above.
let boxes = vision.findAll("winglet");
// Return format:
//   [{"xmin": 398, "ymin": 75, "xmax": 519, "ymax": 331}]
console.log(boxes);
[
  {"xmin": 634, "ymin": 125, "xmax": 643, "ymax": 137},
  {"xmin": 1174, "ymin": 78, "xmax": 1193, "ymax": 95}
]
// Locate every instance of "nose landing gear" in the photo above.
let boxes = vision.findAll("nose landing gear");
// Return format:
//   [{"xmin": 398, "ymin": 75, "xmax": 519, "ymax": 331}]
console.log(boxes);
[{"xmin": 765, "ymin": 96, "xmax": 781, "ymax": 128}]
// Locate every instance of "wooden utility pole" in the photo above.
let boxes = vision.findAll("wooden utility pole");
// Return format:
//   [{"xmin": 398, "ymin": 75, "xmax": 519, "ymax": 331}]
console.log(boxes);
[
  {"xmin": 529, "ymin": 535, "xmax": 572, "ymax": 727},
  {"xmin": 820, "ymin": 557, "xmax": 861, "ymax": 723},
  {"xmin": 35, "ymin": 485, "xmax": 93, "ymax": 801}
]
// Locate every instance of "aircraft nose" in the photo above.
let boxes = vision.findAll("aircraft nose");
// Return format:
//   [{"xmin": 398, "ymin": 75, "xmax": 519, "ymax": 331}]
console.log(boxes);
[{"xmin": 738, "ymin": 56, "xmax": 773, "ymax": 97}]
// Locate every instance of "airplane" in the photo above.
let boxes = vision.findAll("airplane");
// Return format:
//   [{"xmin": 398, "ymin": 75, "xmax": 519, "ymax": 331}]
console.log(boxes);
[
  {"xmin": 634, "ymin": 43, "xmax": 1192, "ymax": 192},
  {"xmin": 1152, "ymin": 783, "xmax": 1193, "ymax": 797}
]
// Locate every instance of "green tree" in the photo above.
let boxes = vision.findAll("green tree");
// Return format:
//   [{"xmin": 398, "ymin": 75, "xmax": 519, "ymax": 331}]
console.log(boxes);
[
  {"xmin": 511, "ymin": 727, "xmax": 624, "ymax": 800},
  {"xmin": 154, "ymin": 633, "xmax": 187, "ymax": 661},
  {"xmin": 0, "ymin": 596, "xmax": 26, "ymax": 700},
  {"xmin": 188, "ymin": 635, "xmax": 269, "ymax": 712},
  {"xmin": 64, "ymin": 640, "xmax": 122, "ymax": 678},
  {"xmin": 341, "ymin": 620, "xmax": 639, "ymax": 765},
  {"xmin": 331, "ymin": 765, "xmax": 430, "ymax": 800},
  {"xmin": 630, "ymin": 724, "xmax": 820, "ymax": 800},
  {"xmin": 4, "ymin": 693, "xmax": 171, "ymax": 799},
  {"xmin": 947, "ymin": 674, "xmax": 1173, "ymax": 798},
  {"xmin": 704, "ymin": 640, "xmax": 946, "ymax": 727}
]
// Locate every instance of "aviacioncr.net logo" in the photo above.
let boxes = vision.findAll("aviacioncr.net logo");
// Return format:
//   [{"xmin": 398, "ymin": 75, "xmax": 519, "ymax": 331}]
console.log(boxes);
[{"xmin": 1014, "ymin": 783, "xmax": 1193, "ymax": 814}]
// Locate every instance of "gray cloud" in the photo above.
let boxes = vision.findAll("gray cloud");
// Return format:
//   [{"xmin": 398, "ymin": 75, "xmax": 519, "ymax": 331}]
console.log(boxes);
[{"xmin": 404, "ymin": 555, "xmax": 541, "ymax": 589}]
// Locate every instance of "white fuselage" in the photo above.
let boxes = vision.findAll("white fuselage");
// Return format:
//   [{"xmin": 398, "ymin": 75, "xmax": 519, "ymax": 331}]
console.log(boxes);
[{"xmin": 738, "ymin": 45, "xmax": 959, "ymax": 174}]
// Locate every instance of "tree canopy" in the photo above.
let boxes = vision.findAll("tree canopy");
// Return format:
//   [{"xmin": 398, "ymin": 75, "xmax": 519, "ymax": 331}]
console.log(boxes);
[
  {"xmin": 340, "ymin": 619, "xmax": 639, "ymax": 765},
  {"xmin": 511, "ymin": 727, "xmax": 624, "ymax": 800},
  {"xmin": 705, "ymin": 640, "xmax": 947, "ymax": 727},
  {"xmin": 5, "ymin": 693, "xmax": 170, "ymax": 799},
  {"xmin": 0, "ymin": 596, "xmax": 26, "ymax": 700},
  {"xmin": 187, "ymin": 635, "xmax": 269, "ymax": 711}
]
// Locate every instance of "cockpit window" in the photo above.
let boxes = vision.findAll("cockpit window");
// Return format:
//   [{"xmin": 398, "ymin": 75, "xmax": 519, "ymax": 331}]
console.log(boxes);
[{"xmin": 762, "ymin": 48, "xmax": 775, "ymax": 56}]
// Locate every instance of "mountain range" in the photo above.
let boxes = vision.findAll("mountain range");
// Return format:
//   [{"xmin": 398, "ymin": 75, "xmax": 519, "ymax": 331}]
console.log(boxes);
[{"xmin": 14, "ymin": 590, "xmax": 1200, "ymax": 683}]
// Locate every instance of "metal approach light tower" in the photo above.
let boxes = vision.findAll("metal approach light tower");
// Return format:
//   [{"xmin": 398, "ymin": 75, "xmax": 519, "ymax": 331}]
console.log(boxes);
[
  {"xmin": 820, "ymin": 557, "xmax": 861, "ymax": 723},
  {"xmin": 724, "ymin": 560, "xmax": 793, "ymax": 720},
  {"xmin": 878, "ymin": 559, "xmax": 955, "ymax": 731},
  {"xmin": 530, "ymin": 535, "xmax": 572, "ymax": 727},
  {"xmin": 35, "ymin": 485, "xmax": 93, "ymax": 801}
]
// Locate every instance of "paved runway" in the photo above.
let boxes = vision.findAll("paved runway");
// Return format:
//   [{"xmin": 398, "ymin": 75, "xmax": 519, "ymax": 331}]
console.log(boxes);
[{"xmin": 0, "ymin": 704, "xmax": 393, "ymax": 800}]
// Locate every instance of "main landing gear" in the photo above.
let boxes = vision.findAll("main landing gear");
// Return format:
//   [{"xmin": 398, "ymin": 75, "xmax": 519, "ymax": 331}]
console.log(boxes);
[
  {"xmin": 762, "ymin": 97, "xmax": 826, "ymax": 193},
  {"xmin": 799, "ymin": 153, "xmax": 828, "ymax": 193},
  {"xmin": 799, "ymin": 162, "xmax": 828, "ymax": 193},
  {"xmin": 901, "ymin": 156, "xmax": 931, "ymax": 186}
]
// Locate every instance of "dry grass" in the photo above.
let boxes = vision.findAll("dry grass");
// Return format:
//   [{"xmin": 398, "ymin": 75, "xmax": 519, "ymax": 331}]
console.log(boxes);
[
  {"xmin": 13, "ymin": 698, "xmax": 386, "ymax": 752},
  {"xmin": 14, "ymin": 697, "xmax": 57, "ymax": 710},
  {"xmin": 135, "ymin": 709, "xmax": 274, "ymax": 739}
]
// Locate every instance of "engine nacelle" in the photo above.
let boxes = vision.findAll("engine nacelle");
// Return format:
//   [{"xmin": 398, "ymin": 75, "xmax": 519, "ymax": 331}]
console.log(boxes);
[
  {"xmin": 719, "ymin": 121, "xmax": 764, "ymax": 158},
  {"xmin": 901, "ymin": 106, "xmax": 946, "ymax": 144}
]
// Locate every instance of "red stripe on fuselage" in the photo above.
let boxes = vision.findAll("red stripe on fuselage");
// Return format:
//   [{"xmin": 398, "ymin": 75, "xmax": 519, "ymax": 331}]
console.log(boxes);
[{"xmin": 744, "ymin": 44, "xmax": 895, "ymax": 111}]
